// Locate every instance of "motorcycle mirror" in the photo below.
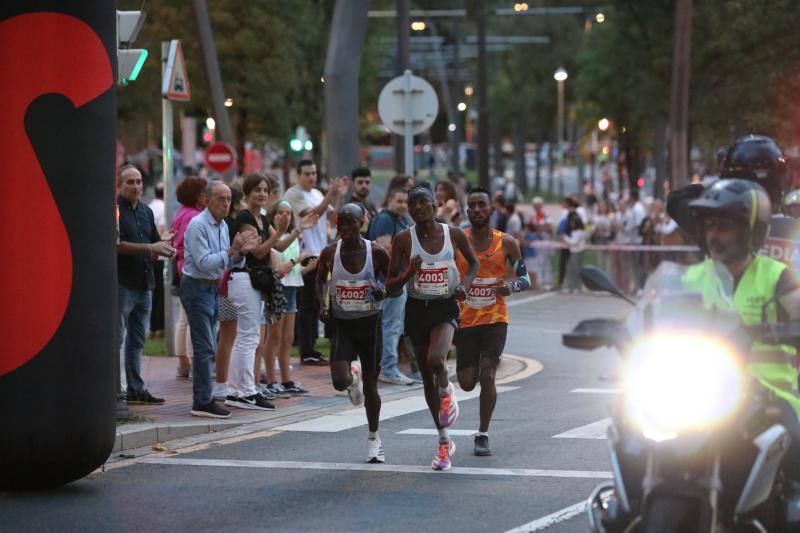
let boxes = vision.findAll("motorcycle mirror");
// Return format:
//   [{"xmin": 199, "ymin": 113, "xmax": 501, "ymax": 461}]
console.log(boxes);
[{"xmin": 580, "ymin": 266, "xmax": 636, "ymax": 306}]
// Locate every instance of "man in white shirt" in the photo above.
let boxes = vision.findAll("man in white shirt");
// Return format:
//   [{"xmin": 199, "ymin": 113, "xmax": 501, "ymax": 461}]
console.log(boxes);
[{"xmin": 284, "ymin": 159, "xmax": 348, "ymax": 364}]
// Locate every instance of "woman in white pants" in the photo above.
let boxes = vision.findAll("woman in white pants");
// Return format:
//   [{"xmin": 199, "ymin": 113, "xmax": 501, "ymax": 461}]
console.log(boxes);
[{"xmin": 227, "ymin": 174, "xmax": 288, "ymax": 411}]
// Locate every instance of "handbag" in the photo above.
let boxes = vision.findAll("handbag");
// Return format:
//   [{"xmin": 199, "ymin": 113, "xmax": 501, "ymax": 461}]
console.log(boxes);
[{"xmin": 248, "ymin": 263, "xmax": 276, "ymax": 294}]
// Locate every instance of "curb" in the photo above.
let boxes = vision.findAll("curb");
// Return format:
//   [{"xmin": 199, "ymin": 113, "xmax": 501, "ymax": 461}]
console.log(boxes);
[{"xmin": 113, "ymin": 355, "xmax": 533, "ymax": 454}]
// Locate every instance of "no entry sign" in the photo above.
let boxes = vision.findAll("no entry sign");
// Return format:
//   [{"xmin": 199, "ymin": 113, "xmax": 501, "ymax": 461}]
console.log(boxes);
[{"xmin": 204, "ymin": 142, "xmax": 236, "ymax": 174}]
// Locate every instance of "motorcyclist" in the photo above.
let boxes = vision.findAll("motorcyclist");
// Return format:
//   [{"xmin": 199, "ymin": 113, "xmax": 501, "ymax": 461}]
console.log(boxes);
[{"xmin": 681, "ymin": 178, "xmax": 800, "ymax": 520}]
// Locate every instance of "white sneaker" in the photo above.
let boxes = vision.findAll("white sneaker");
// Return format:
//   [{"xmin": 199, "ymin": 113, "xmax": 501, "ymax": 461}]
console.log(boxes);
[
  {"xmin": 347, "ymin": 365, "xmax": 364, "ymax": 406},
  {"xmin": 378, "ymin": 372, "xmax": 415, "ymax": 386},
  {"xmin": 367, "ymin": 438, "xmax": 385, "ymax": 464},
  {"xmin": 212, "ymin": 382, "xmax": 227, "ymax": 401}
]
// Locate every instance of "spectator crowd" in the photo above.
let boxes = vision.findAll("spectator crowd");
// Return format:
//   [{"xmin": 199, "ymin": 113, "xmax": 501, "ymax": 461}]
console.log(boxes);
[{"xmin": 117, "ymin": 161, "xmax": 685, "ymax": 418}]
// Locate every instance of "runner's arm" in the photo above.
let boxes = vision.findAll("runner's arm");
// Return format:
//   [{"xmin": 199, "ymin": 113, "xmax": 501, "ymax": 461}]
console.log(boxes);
[
  {"xmin": 371, "ymin": 243, "xmax": 391, "ymax": 300},
  {"xmin": 385, "ymin": 231, "xmax": 417, "ymax": 295},
  {"xmin": 451, "ymin": 226, "xmax": 479, "ymax": 290},
  {"xmin": 502, "ymin": 233, "xmax": 532, "ymax": 294},
  {"xmin": 316, "ymin": 246, "xmax": 334, "ymax": 320}
]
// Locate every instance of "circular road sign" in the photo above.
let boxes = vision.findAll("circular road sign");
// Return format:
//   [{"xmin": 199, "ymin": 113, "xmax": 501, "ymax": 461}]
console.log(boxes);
[
  {"xmin": 378, "ymin": 72, "xmax": 439, "ymax": 136},
  {"xmin": 204, "ymin": 142, "xmax": 236, "ymax": 174}
]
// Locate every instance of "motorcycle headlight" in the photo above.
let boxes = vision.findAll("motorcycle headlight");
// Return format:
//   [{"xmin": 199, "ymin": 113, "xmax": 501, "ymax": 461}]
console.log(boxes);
[{"xmin": 624, "ymin": 333, "xmax": 745, "ymax": 442}]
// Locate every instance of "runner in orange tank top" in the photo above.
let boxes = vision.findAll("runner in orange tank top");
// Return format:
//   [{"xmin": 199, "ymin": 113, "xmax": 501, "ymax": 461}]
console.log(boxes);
[{"xmin": 455, "ymin": 187, "xmax": 532, "ymax": 456}]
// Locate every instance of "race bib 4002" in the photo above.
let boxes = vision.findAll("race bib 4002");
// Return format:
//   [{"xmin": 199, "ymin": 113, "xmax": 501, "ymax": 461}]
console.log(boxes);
[
  {"xmin": 414, "ymin": 262, "xmax": 449, "ymax": 296},
  {"xmin": 467, "ymin": 277, "xmax": 497, "ymax": 308},
  {"xmin": 335, "ymin": 280, "xmax": 371, "ymax": 311}
]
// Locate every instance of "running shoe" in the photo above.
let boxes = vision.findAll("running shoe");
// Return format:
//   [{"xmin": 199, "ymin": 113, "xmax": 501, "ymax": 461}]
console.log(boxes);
[
  {"xmin": 256, "ymin": 385, "xmax": 278, "ymax": 400},
  {"xmin": 126, "ymin": 389, "xmax": 165, "ymax": 405},
  {"xmin": 347, "ymin": 365, "xmax": 364, "ymax": 406},
  {"xmin": 191, "ymin": 401, "xmax": 231, "ymax": 419},
  {"xmin": 225, "ymin": 394, "xmax": 276, "ymax": 411},
  {"xmin": 438, "ymin": 383, "xmax": 459, "ymax": 428},
  {"xmin": 473, "ymin": 435, "xmax": 494, "ymax": 456},
  {"xmin": 367, "ymin": 438, "xmax": 385, "ymax": 464},
  {"xmin": 431, "ymin": 439, "xmax": 456, "ymax": 471},
  {"xmin": 378, "ymin": 372, "xmax": 415, "ymax": 386},
  {"xmin": 282, "ymin": 381, "xmax": 310, "ymax": 395},
  {"xmin": 267, "ymin": 382, "xmax": 291, "ymax": 399}
]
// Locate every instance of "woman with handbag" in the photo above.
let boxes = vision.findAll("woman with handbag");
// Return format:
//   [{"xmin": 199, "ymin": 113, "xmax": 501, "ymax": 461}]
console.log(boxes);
[
  {"xmin": 226, "ymin": 174, "xmax": 289, "ymax": 411},
  {"xmin": 170, "ymin": 176, "xmax": 208, "ymax": 379}
]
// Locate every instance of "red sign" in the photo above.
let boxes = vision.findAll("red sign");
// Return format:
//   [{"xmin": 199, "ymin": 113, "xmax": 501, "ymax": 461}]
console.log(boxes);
[{"xmin": 204, "ymin": 142, "xmax": 236, "ymax": 174}]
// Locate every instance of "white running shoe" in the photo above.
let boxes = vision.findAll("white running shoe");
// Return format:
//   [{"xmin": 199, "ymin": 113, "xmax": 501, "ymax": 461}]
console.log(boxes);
[
  {"xmin": 347, "ymin": 364, "xmax": 364, "ymax": 406},
  {"xmin": 367, "ymin": 438, "xmax": 385, "ymax": 464}
]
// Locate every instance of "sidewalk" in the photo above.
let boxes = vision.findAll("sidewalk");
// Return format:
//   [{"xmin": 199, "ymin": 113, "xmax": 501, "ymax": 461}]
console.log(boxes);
[{"xmin": 117, "ymin": 352, "xmax": 528, "ymax": 453}]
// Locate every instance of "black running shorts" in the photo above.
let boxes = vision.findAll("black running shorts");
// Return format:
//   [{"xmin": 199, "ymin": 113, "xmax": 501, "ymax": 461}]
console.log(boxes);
[
  {"xmin": 404, "ymin": 296, "xmax": 460, "ymax": 348},
  {"xmin": 329, "ymin": 314, "xmax": 383, "ymax": 373},
  {"xmin": 455, "ymin": 322, "xmax": 508, "ymax": 370}
]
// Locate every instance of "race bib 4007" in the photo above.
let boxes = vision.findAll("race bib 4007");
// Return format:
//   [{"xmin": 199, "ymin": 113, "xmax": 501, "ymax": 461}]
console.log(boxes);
[
  {"xmin": 414, "ymin": 262, "xmax": 449, "ymax": 296},
  {"xmin": 467, "ymin": 277, "xmax": 497, "ymax": 308}
]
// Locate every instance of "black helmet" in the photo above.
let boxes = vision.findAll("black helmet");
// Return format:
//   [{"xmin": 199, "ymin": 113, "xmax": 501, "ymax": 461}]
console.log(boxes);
[
  {"xmin": 688, "ymin": 179, "xmax": 771, "ymax": 252},
  {"xmin": 720, "ymin": 135, "xmax": 788, "ymax": 208}
]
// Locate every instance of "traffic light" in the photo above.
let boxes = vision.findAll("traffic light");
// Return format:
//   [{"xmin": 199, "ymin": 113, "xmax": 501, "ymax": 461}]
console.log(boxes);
[
  {"xmin": 290, "ymin": 138, "xmax": 303, "ymax": 152},
  {"xmin": 116, "ymin": 10, "xmax": 148, "ymax": 86}
]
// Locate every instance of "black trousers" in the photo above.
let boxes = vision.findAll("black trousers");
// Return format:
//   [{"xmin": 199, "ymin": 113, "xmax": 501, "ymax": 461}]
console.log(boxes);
[
  {"xmin": 558, "ymin": 249, "xmax": 571, "ymax": 287},
  {"xmin": 297, "ymin": 267, "xmax": 320, "ymax": 356},
  {"xmin": 149, "ymin": 260, "xmax": 165, "ymax": 332}
]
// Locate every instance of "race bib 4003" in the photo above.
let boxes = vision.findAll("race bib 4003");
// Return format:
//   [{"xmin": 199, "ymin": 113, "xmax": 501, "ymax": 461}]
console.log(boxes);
[
  {"xmin": 467, "ymin": 277, "xmax": 497, "ymax": 308},
  {"xmin": 335, "ymin": 280, "xmax": 371, "ymax": 311},
  {"xmin": 414, "ymin": 262, "xmax": 449, "ymax": 296}
]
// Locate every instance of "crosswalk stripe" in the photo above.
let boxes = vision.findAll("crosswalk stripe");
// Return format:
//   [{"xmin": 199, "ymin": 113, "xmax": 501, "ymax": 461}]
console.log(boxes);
[
  {"xmin": 504, "ymin": 501, "xmax": 588, "ymax": 532},
  {"xmin": 397, "ymin": 429, "xmax": 476, "ymax": 436},
  {"xmin": 138, "ymin": 457, "xmax": 613, "ymax": 479},
  {"xmin": 552, "ymin": 418, "xmax": 611, "ymax": 440},
  {"xmin": 276, "ymin": 386, "xmax": 519, "ymax": 432},
  {"xmin": 570, "ymin": 388, "xmax": 620, "ymax": 394}
]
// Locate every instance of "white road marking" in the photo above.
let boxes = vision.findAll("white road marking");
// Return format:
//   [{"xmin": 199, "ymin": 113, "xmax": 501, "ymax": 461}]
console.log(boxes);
[
  {"xmin": 504, "ymin": 501, "xmax": 588, "ymax": 532},
  {"xmin": 276, "ymin": 386, "xmax": 519, "ymax": 432},
  {"xmin": 397, "ymin": 429, "xmax": 476, "ymax": 436},
  {"xmin": 570, "ymin": 388, "xmax": 620, "ymax": 394},
  {"xmin": 138, "ymin": 457, "xmax": 612, "ymax": 479},
  {"xmin": 507, "ymin": 292, "xmax": 554, "ymax": 307},
  {"xmin": 552, "ymin": 418, "xmax": 611, "ymax": 440}
]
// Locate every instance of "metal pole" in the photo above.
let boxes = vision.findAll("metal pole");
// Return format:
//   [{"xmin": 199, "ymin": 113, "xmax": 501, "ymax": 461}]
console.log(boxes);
[
  {"xmin": 450, "ymin": 20, "xmax": 461, "ymax": 173},
  {"xmin": 476, "ymin": 0, "xmax": 489, "ymax": 189},
  {"xmin": 557, "ymin": 80, "xmax": 565, "ymax": 146},
  {"xmin": 403, "ymin": 70, "xmax": 415, "ymax": 177},
  {"xmin": 190, "ymin": 0, "xmax": 234, "ymax": 144},
  {"xmin": 394, "ymin": 0, "xmax": 410, "ymax": 174},
  {"xmin": 162, "ymin": 41, "xmax": 176, "ymax": 358}
]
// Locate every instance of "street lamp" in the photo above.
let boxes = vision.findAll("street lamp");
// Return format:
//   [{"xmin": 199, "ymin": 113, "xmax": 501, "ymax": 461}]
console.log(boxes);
[
  {"xmin": 224, "ymin": 98, "xmax": 234, "ymax": 108},
  {"xmin": 553, "ymin": 67, "xmax": 568, "ymax": 145},
  {"xmin": 598, "ymin": 117, "xmax": 610, "ymax": 131},
  {"xmin": 595, "ymin": 12, "xmax": 606, "ymax": 23},
  {"xmin": 457, "ymin": 102, "xmax": 467, "ymax": 112},
  {"xmin": 410, "ymin": 21, "xmax": 426, "ymax": 31},
  {"xmin": 464, "ymin": 85, "xmax": 474, "ymax": 96}
]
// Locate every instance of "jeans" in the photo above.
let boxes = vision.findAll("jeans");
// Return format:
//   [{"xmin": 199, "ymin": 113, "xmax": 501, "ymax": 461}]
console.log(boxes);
[
  {"xmin": 298, "ymin": 267, "xmax": 321, "ymax": 355},
  {"xmin": 180, "ymin": 277, "xmax": 219, "ymax": 408},
  {"xmin": 118, "ymin": 286, "xmax": 152, "ymax": 395},
  {"xmin": 380, "ymin": 288, "xmax": 407, "ymax": 376},
  {"xmin": 228, "ymin": 272, "xmax": 262, "ymax": 398}
]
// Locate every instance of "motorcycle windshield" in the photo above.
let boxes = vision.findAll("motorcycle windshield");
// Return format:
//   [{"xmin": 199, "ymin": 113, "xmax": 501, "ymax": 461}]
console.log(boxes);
[{"xmin": 624, "ymin": 261, "xmax": 741, "ymax": 339}]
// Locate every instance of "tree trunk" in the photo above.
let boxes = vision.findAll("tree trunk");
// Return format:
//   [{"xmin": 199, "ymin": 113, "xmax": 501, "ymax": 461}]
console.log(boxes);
[
  {"xmin": 514, "ymin": 115, "xmax": 527, "ymax": 195},
  {"xmin": 324, "ymin": 0, "xmax": 371, "ymax": 180},
  {"xmin": 668, "ymin": 0, "xmax": 693, "ymax": 189},
  {"xmin": 653, "ymin": 117, "xmax": 668, "ymax": 199}
]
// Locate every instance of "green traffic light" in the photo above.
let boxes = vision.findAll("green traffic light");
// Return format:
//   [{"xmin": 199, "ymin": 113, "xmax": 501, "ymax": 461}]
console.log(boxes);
[
  {"xmin": 290, "ymin": 138, "xmax": 303, "ymax": 152},
  {"xmin": 129, "ymin": 49, "xmax": 148, "ymax": 82}
]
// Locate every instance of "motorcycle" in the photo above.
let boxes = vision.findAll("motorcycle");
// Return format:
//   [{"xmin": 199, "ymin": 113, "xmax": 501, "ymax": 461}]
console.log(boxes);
[{"xmin": 563, "ymin": 262, "xmax": 800, "ymax": 532}]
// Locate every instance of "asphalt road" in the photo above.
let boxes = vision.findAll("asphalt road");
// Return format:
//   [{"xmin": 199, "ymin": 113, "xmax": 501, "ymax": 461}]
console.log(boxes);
[{"xmin": 2, "ymin": 292, "xmax": 631, "ymax": 533}]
